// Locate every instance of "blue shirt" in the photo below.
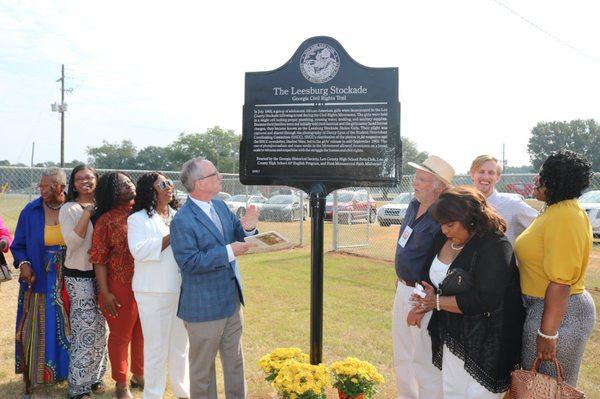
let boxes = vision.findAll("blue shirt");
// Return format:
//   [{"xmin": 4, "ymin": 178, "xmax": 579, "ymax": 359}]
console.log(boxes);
[{"xmin": 394, "ymin": 199, "xmax": 439, "ymax": 282}]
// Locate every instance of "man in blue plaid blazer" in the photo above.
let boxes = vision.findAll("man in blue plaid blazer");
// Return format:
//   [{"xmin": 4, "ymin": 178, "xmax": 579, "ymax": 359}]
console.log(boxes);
[{"xmin": 171, "ymin": 157, "xmax": 258, "ymax": 399}]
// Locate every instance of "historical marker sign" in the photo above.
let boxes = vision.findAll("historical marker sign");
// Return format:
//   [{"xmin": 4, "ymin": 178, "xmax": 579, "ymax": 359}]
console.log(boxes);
[
  {"xmin": 240, "ymin": 36, "xmax": 401, "ymax": 365},
  {"xmin": 241, "ymin": 36, "xmax": 401, "ymax": 192}
]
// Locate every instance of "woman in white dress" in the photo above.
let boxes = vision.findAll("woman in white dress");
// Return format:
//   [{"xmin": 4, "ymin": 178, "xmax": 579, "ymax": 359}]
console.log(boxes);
[{"xmin": 127, "ymin": 172, "xmax": 189, "ymax": 399}]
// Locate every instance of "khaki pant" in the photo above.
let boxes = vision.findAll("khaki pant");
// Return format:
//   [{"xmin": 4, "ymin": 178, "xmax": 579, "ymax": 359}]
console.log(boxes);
[{"xmin": 185, "ymin": 306, "xmax": 246, "ymax": 399}]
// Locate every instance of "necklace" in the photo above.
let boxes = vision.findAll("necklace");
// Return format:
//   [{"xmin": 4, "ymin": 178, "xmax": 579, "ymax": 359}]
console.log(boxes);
[
  {"xmin": 161, "ymin": 214, "xmax": 172, "ymax": 226},
  {"xmin": 44, "ymin": 202, "xmax": 63, "ymax": 211},
  {"xmin": 450, "ymin": 242, "xmax": 465, "ymax": 251},
  {"xmin": 158, "ymin": 209, "xmax": 172, "ymax": 226}
]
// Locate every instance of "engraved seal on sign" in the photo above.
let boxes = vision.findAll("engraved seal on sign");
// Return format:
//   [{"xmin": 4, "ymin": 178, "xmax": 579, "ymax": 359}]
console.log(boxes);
[{"xmin": 299, "ymin": 43, "xmax": 340, "ymax": 84}]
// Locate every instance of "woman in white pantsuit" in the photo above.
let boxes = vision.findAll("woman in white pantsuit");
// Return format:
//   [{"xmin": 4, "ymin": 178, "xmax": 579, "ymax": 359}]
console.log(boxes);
[{"xmin": 128, "ymin": 172, "xmax": 189, "ymax": 399}]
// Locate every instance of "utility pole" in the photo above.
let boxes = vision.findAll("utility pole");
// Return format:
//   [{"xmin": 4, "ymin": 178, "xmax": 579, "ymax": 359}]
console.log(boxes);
[
  {"xmin": 52, "ymin": 64, "xmax": 69, "ymax": 167},
  {"xmin": 502, "ymin": 143, "xmax": 507, "ymax": 169},
  {"xmin": 60, "ymin": 64, "xmax": 65, "ymax": 167}
]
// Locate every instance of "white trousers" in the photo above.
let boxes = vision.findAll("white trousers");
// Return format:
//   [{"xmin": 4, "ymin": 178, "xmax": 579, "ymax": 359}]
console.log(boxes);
[
  {"xmin": 441, "ymin": 345, "xmax": 504, "ymax": 399},
  {"xmin": 135, "ymin": 291, "xmax": 190, "ymax": 399},
  {"xmin": 392, "ymin": 282, "xmax": 443, "ymax": 399}
]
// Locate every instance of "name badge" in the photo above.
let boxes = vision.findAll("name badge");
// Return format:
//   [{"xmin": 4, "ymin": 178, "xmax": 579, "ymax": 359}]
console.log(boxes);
[{"xmin": 398, "ymin": 225, "xmax": 413, "ymax": 248}]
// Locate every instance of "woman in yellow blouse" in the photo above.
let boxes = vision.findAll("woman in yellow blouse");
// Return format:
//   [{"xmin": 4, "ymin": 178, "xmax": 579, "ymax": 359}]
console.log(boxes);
[{"xmin": 514, "ymin": 150, "xmax": 595, "ymax": 387}]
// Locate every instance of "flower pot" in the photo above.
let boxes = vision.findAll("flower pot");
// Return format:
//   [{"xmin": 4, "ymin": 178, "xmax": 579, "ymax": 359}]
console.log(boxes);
[{"xmin": 338, "ymin": 390, "xmax": 364, "ymax": 399}]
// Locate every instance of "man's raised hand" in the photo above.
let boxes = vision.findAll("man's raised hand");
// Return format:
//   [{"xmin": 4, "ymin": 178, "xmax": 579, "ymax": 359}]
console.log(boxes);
[{"xmin": 241, "ymin": 204, "xmax": 259, "ymax": 231}]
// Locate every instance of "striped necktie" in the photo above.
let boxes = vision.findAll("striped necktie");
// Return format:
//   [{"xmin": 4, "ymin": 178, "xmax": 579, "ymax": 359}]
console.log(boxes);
[{"xmin": 209, "ymin": 203, "xmax": 224, "ymax": 236}]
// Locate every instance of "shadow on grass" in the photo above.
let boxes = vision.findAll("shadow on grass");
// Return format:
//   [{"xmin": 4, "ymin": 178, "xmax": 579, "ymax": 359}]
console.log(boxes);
[
  {"xmin": 0, "ymin": 379, "xmax": 101, "ymax": 399},
  {"xmin": 0, "ymin": 379, "xmax": 29, "ymax": 399}
]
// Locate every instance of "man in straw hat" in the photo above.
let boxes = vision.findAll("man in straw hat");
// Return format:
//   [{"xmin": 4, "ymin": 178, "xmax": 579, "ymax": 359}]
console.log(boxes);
[{"xmin": 392, "ymin": 155, "xmax": 454, "ymax": 399}]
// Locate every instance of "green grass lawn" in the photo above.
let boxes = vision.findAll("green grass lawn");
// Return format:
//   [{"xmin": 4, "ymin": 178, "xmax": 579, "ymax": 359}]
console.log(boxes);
[
  {"xmin": 0, "ymin": 194, "xmax": 30, "ymax": 232},
  {"xmin": 0, "ymin": 248, "xmax": 398, "ymax": 398},
  {"xmin": 1, "ymin": 248, "xmax": 599, "ymax": 398}
]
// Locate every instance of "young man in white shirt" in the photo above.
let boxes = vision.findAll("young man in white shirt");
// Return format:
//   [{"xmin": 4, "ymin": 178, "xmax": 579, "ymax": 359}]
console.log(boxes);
[{"xmin": 470, "ymin": 155, "xmax": 538, "ymax": 244}]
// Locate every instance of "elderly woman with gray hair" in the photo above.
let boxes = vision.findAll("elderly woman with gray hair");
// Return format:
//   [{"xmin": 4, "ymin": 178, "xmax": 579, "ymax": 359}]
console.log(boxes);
[{"xmin": 10, "ymin": 167, "xmax": 71, "ymax": 391}]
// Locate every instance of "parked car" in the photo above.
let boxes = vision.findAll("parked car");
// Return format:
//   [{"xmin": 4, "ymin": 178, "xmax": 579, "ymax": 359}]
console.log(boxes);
[
  {"xmin": 325, "ymin": 190, "xmax": 377, "ymax": 224},
  {"xmin": 175, "ymin": 189, "xmax": 188, "ymax": 205},
  {"xmin": 579, "ymin": 190, "xmax": 600, "ymax": 238},
  {"xmin": 225, "ymin": 194, "xmax": 268, "ymax": 217},
  {"xmin": 376, "ymin": 192, "xmax": 413, "ymax": 226},
  {"xmin": 506, "ymin": 182, "xmax": 535, "ymax": 198},
  {"xmin": 215, "ymin": 192, "xmax": 231, "ymax": 201},
  {"xmin": 259, "ymin": 195, "xmax": 305, "ymax": 222},
  {"xmin": 176, "ymin": 191, "xmax": 230, "ymax": 205}
]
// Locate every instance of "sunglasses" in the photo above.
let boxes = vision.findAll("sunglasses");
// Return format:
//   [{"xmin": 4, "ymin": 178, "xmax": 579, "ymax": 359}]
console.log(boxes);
[{"xmin": 157, "ymin": 179, "xmax": 174, "ymax": 190}]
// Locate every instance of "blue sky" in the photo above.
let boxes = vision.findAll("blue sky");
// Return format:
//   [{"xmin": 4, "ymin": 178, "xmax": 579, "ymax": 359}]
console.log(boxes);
[{"xmin": 1, "ymin": 0, "xmax": 599, "ymax": 172}]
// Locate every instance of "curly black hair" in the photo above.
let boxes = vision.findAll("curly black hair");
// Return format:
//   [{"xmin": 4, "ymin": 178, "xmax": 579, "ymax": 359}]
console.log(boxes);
[
  {"xmin": 430, "ymin": 185, "xmax": 507, "ymax": 236},
  {"xmin": 131, "ymin": 172, "xmax": 179, "ymax": 217},
  {"xmin": 539, "ymin": 150, "xmax": 593, "ymax": 205},
  {"xmin": 66, "ymin": 164, "xmax": 99, "ymax": 202},
  {"xmin": 92, "ymin": 171, "xmax": 132, "ymax": 224}
]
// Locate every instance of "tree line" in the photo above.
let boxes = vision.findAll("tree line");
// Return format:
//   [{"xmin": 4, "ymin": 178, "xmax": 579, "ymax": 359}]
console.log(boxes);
[{"xmin": 1, "ymin": 119, "xmax": 598, "ymax": 172}]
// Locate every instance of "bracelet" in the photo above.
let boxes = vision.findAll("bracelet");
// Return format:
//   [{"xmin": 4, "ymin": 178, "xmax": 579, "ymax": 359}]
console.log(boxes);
[
  {"xmin": 537, "ymin": 328, "xmax": 559, "ymax": 340},
  {"xmin": 18, "ymin": 260, "xmax": 31, "ymax": 268},
  {"xmin": 436, "ymin": 293, "xmax": 440, "ymax": 311}
]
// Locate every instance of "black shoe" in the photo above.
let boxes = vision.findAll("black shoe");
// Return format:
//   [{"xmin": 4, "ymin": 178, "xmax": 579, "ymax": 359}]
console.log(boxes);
[
  {"xmin": 91, "ymin": 382, "xmax": 105, "ymax": 394},
  {"xmin": 130, "ymin": 375, "xmax": 144, "ymax": 390}
]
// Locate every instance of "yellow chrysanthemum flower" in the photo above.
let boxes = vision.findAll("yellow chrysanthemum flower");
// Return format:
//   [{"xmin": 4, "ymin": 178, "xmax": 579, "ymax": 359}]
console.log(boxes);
[
  {"xmin": 330, "ymin": 357, "xmax": 385, "ymax": 398},
  {"xmin": 271, "ymin": 360, "xmax": 330, "ymax": 399}
]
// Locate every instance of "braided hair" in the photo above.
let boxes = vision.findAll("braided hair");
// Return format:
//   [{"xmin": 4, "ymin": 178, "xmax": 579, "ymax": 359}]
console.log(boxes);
[
  {"xmin": 92, "ymin": 171, "xmax": 132, "ymax": 224},
  {"xmin": 430, "ymin": 185, "xmax": 506, "ymax": 236},
  {"xmin": 132, "ymin": 172, "xmax": 179, "ymax": 217}
]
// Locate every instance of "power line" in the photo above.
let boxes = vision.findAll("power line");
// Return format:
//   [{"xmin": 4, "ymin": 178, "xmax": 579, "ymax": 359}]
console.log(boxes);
[{"xmin": 492, "ymin": 0, "xmax": 600, "ymax": 65}]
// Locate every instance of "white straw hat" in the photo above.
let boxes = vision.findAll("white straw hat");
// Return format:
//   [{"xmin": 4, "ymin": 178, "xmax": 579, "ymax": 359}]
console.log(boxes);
[{"xmin": 407, "ymin": 155, "xmax": 455, "ymax": 186}]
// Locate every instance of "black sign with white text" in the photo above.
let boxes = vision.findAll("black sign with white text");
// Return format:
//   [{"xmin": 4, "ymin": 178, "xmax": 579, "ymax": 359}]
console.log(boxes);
[{"xmin": 240, "ymin": 36, "xmax": 401, "ymax": 192}]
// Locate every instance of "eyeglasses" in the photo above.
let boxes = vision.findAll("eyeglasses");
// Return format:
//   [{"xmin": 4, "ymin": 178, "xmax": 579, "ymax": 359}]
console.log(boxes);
[
  {"xmin": 156, "ymin": 179, "xmax": 174, "ymax": 190},
  {"xmin": 74, "ymin": 176, "xmax": 96, "ymax": 183},
  {"xmin": 37, "ymin": 183, "xmax": 58, "ymax": 190},
  {"xmin": 199, "ymin": 171, "xmax": 221, "ymax": 180}
]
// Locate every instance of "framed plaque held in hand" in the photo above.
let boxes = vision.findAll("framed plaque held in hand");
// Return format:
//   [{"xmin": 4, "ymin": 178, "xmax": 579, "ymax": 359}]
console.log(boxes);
[{"xmin": 244, "ymin": 231, "xmax": 292, "ymax": 253}]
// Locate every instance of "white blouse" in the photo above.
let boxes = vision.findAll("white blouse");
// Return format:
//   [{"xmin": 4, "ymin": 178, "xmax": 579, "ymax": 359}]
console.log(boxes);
[
  {"xmin": 128, "ymin": 207, "xmax": 181, "ymax": 294},
  {"xmin": 429, "ymin": 255, "xmax": 451, "ymax": 288},
  {"xmin": 59, "ymin": 201, "xmax": 94, "ymax": 271}
]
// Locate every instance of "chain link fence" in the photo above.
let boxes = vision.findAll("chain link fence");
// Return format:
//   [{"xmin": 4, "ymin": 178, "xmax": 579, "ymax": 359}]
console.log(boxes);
[
  {"xmin": 0, "ymin": 166, "xmax": 307, "ymax": 246},
  {"xmin": 0, "ymin": 166, "xmax": 598, "ymax": 261},
  {"xmin": 334, "ymin": 174, "xmax": 600, "ymax": 260}
]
